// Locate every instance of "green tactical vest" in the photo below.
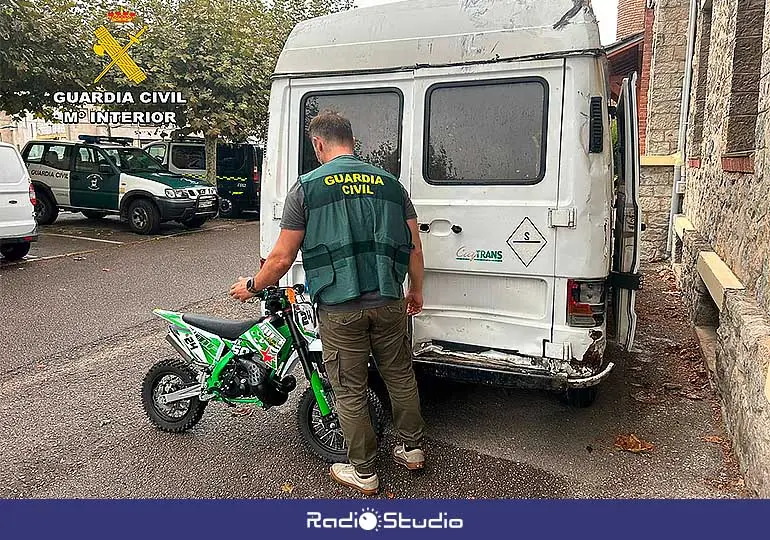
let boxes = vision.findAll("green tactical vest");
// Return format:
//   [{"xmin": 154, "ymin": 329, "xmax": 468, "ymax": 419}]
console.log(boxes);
[{"xmin": 299, "ymin": 155, "xmax": 412, "ymax": 305}]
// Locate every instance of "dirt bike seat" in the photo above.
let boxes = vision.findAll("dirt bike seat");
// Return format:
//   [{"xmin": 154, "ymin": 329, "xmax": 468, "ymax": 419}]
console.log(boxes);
[{"xmin": 181, "ymin": 314, "xmax": 262, "ymax": 340}]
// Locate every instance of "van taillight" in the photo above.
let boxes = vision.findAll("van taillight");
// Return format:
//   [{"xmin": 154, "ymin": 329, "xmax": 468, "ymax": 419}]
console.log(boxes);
[
  {"xmin": 28, "ymin": 183, "xmax": 36, "ymax": 206},
  {"xmin": 253, "ymin": 166, "xmax": 261, "ymax": 183},
  {"xmin": 567, "ymin": 279, "xmax": 606, "ymax": 327}
]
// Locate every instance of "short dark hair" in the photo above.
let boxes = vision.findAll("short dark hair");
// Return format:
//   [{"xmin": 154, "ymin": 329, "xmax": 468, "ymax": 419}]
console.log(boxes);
[{"xmin": 308, "ymin": 110, "xmax": 354, "ymax": 146}]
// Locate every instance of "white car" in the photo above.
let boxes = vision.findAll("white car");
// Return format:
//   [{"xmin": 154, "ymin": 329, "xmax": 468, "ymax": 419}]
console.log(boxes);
[{"xmin": 0, "ymin": 142, "xmax": 37, "ymax": 261}]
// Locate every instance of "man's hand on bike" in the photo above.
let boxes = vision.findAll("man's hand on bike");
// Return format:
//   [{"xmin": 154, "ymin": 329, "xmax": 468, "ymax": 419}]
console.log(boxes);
[{"xmin": 230, "ymin": 276, "xmax": 256, "ymax": 302}]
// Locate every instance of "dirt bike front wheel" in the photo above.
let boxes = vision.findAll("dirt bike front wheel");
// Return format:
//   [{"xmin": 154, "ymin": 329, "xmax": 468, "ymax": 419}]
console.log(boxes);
[
  {"xmin": 296, "ymin": 381, "xmax": 386, "ymax": 463},
  {"xmin": 141, "ymin": 358, "xmax": 207, "ymax": 433}
]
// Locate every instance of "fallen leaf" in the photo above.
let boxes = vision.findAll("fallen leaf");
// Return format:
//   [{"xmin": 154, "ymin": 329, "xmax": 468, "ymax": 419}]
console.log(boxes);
[
  {"xmin": 704, "ymin": 436, "xmax": 724, "ymax": 444},
  {"xmin": 102, "ymin": 268, "xmax": 111, "ymax": 272},
  {"xmin": 614, "ymin": 434, "xmax": 655, "ymax": 454},
  {"xmin": 663, "ymin": 383, "xmax": 683, "ymax": 391},
  {"xmin": 281, "ymin": 482, "xmax": 294, "ymax": 494},
  {"xmin": 386, "ymin": 491, "xmax": 396, "ymax": 499},
  {"xmin": 99, "ymin": 419, "xmax": 111, "ymax": 427},
  {"xmin": 680, "ymin": 392, "xmax": 703, "ymax": 401},
  {"xmin": 231, "ymin": 406, "xmax": 252, "ymax": 417}
]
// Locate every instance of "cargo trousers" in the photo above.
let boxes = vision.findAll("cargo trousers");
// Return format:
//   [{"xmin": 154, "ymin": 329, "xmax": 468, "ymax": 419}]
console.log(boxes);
[{"xmin": 318, "ymin": 298, "xmax": 425, "ymax": 475}]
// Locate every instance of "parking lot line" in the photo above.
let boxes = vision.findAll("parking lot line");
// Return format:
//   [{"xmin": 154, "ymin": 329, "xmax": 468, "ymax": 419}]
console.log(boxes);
[{"xmin": 42, "ymin": 233, "xmax": 124, "ymax": 245}]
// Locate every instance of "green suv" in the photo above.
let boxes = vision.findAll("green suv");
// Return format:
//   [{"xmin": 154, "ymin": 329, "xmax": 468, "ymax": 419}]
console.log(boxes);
[{"xmin": 21, "ymin": 136, "xmax": 219, "ymax": 234}]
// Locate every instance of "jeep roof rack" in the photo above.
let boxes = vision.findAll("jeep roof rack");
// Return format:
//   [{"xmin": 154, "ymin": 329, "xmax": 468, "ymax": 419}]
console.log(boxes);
[
  {"xmin": 78, "ymin": 135, "xmax": 134, "ymax": 146},
  {"xmin": 170, "ymin": 134, "xmax": 205, "ymax": 143}
]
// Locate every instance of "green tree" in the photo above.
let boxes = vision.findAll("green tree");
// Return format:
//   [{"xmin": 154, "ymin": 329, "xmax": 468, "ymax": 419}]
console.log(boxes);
[
  {"xmin": 0, "ymin": 0, "xmax": 103, "ymax": 119},
  {"xmin": 116, "ymin": 0, "xmax": 352, "ymax": 184}
]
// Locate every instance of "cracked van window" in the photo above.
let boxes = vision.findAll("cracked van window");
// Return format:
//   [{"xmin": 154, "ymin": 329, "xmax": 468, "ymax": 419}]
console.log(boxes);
[
  {"xmin": 301, "ymin": 91, "xmax": 402, "ymax": 177},
  {"xmin": 425, "ymin": 79, "xmax": 547, "ymax": 184}
]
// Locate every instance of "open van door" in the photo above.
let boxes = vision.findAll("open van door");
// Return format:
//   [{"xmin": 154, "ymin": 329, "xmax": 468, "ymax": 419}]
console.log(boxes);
[{"xmin": 611, "ymin": 73, "xmax": 642, "ymax": 350}]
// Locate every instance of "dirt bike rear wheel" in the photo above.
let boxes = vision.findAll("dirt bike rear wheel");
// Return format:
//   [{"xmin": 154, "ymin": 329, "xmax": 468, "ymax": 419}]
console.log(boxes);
[
  {"xmin": 297, "ymin": 381, "xmax": 386, "ymax": 463},
  {"xmin": 141, "ymin": 358, "xmax": 207, "ymax": 432}
]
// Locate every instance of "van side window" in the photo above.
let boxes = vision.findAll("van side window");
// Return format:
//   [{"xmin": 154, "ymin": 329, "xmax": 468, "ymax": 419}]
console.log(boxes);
[
  {"xmin": 172, "ymin": 145, "xmax": 206, "ymax": 170},
  {"xmin": 40, "ymin": 145, "xmax": 72, "ymax": 171},
  {"xmin": 25, "ymin": 144, "xmax": 46, "ymax": 163},
  {"xmin": 300, "ymin": 90, "xmax": 402, "ymax": 177},
  {"xmin": 424, "ymin": 79, "xmax": 548, "ymax": 184}
]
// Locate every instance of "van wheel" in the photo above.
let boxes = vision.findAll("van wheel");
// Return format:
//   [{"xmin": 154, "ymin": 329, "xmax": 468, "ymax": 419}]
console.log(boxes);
[
  {"xmin": 181, "ymin": 216, "xmax": 207, "ymax": 229},
  {"xmin": 0, "ymin": 242, "xmax": 31, "ymax": 261},
  {"xmin": 35, "ymin": 190, "xmax": 58, "ymax": 225},
  {"xmin": 127, "ymin": 199, "xmax": 160, "ymax": 235},
  {"xmin": 562, "ymin": 386, "xmax": 598, "ymax": 408},
  {"xmin": 219, "ymin": 197, "xmax": 240, "ymax": 218},
  {"xmin": 82, "ymin": 210, "xmax": 107, "ymax": 220}
]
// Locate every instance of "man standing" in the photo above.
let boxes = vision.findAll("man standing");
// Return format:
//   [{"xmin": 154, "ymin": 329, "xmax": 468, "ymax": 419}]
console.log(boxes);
[{"xmin": 230, "ymin": 111, "xmax": 426, "ymax": 496}]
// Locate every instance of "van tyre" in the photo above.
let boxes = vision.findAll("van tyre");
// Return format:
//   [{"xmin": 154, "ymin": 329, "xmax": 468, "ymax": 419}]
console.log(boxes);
[
  {"xmin": 0, "ymin": 242, "xmax": 31, "ymax": 261},
  {"xmin": 34, "ymin": 190, "xmax": 58, "ymax": 225},
  {"xmin": 562, "ymin": 386, "xmax": 598, "ymax": 408},
  {"xmin": 141, "ymin": 358, "xmax": 206, "ymax": 432},
  {"xmin": 82, "ymin": 210, "xmax": 107, "ymax": 220},
  {"xmin": 219, "ymin": 197, "xmax": 240, "ymax": 218},
  {"xmin": 128, "ymin": 198, "xmax": 160, "ymax": 235},
  {"xmin": 181, "ymin": 216, "xmax": 207, "ymax": 229}
]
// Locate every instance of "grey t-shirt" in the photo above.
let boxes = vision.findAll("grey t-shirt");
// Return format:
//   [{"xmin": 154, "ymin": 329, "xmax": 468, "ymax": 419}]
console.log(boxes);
[{"xmin": 280, "ymin": 178, "xmax": 417, "ymax": 312}]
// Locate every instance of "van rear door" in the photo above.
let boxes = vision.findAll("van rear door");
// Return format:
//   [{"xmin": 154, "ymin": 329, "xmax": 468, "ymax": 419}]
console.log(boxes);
[
  {"xmin": 0, "ymin": 145, "xmax": 36, "ymax": 238},
  {"xmin": 410, "ymin": 61, "xmax": 565, "ymax": 359},
  {"xmin": 610, "ymin": 74, "xmax": 642, "ymax": 350}
]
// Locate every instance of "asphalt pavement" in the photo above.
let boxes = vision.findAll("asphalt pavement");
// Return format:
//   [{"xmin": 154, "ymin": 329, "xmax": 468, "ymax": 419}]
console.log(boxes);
[{"xmin": 0, "ymin": 217, "xmax": 747, "ymax": 498}]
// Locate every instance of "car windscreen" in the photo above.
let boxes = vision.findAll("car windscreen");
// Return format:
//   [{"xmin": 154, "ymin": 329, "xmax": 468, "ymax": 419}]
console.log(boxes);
[
  {"xmin": 103, "ymin": 148, "xmax": 165, "ymax": 172},
  {"xmin": 0, "ymin": 147, "xmax": 26, "ymax": 184}
]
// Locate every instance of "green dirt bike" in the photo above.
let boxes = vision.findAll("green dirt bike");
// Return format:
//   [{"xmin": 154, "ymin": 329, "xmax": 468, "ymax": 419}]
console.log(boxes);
[{"xmin": 141, "ymin": 284, "xmax": 385, "ymax": 462}]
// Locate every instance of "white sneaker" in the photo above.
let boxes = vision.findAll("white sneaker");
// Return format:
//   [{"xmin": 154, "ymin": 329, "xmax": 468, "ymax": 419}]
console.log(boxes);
[
  {"xmin": 330, "ymin": 463, "xmax": 379, "ymax": 496},
  {"xmin": 393, "ymin": 444, "xmax": 425, "ymax": 470}
]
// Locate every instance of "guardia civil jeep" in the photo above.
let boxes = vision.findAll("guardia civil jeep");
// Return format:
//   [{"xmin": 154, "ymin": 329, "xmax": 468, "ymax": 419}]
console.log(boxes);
[{"xmin": 21, "ymin": 135, "xmax": 218, "ymax": 235}]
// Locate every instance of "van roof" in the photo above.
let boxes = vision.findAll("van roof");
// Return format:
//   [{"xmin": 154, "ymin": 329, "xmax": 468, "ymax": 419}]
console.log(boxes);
[{"xmin": 274, "ymin": 0, "xmax": 601, "ymax": 77}]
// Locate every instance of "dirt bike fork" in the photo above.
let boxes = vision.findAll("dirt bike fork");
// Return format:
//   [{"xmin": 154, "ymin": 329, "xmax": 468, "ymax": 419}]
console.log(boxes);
[{"xmin": 286, "ymin": 312, "xmax": 332, "ymax": 416}]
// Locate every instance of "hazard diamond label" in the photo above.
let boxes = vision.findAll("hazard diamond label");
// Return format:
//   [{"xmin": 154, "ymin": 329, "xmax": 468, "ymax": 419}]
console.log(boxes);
[{"xmin": 507, "ymin": 218, "xmax": 547, "ymax": 267}]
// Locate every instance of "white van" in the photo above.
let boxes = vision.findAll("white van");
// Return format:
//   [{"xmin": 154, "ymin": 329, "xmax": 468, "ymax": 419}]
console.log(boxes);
[
  {"xmin": 260, "ymin": 0, "xmax": 641, "ymax": 405},
  {"xmin": 0, "ymin": 142, "xmax": 37, "ymax": 261}
]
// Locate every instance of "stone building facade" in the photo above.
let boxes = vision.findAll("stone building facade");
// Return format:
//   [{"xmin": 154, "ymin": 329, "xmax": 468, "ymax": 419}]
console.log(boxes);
[
  {"xmin": 679, "ymin": 0, "xmax": 770, "ymax": 496},
  {"xmin": 638, "ymin": 0, "xmax": 690, "ymax": 262}
]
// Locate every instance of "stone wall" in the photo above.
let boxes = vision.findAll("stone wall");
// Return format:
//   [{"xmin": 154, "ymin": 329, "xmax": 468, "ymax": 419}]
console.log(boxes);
[
  {"xmin": 677, "ymin": 0, "xmax": 770, "ymax": 498},
  {"xmin": 716, "ymin": 291, "xmax": 770, "ymax": 496},
  {"xmin": 644, "ymin": 0, "xmax": 689, "ymax": 156},
  {"xmin": 685, "ymin": 5, "xmax": 712, "ymax": 157},
  {"xmin": 683, "ymin": 0, "xmax": 770, "ymax": 318},
  {"xmin": 639, "ymin": 165, "xmax": 673, "ymax": 262},
  {"xmin": 639, "ymin": 0, "xmax": 689, "ymax": 262}
]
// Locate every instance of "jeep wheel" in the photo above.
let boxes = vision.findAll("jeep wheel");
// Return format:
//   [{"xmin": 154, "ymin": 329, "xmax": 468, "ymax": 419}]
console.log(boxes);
[
  {"xmin": 34, "ymin": 190, "xmax": 59, "ymax": 225},
  {"xmin": 127, "ymin": 199, "xmax": 160, "ymax": 235}
]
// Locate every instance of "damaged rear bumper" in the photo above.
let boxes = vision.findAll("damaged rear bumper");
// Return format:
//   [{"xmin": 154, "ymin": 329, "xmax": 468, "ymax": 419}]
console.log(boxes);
[{"xmin": 412, "ymin": 341, "xmax": 615, "ymax": 390}]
